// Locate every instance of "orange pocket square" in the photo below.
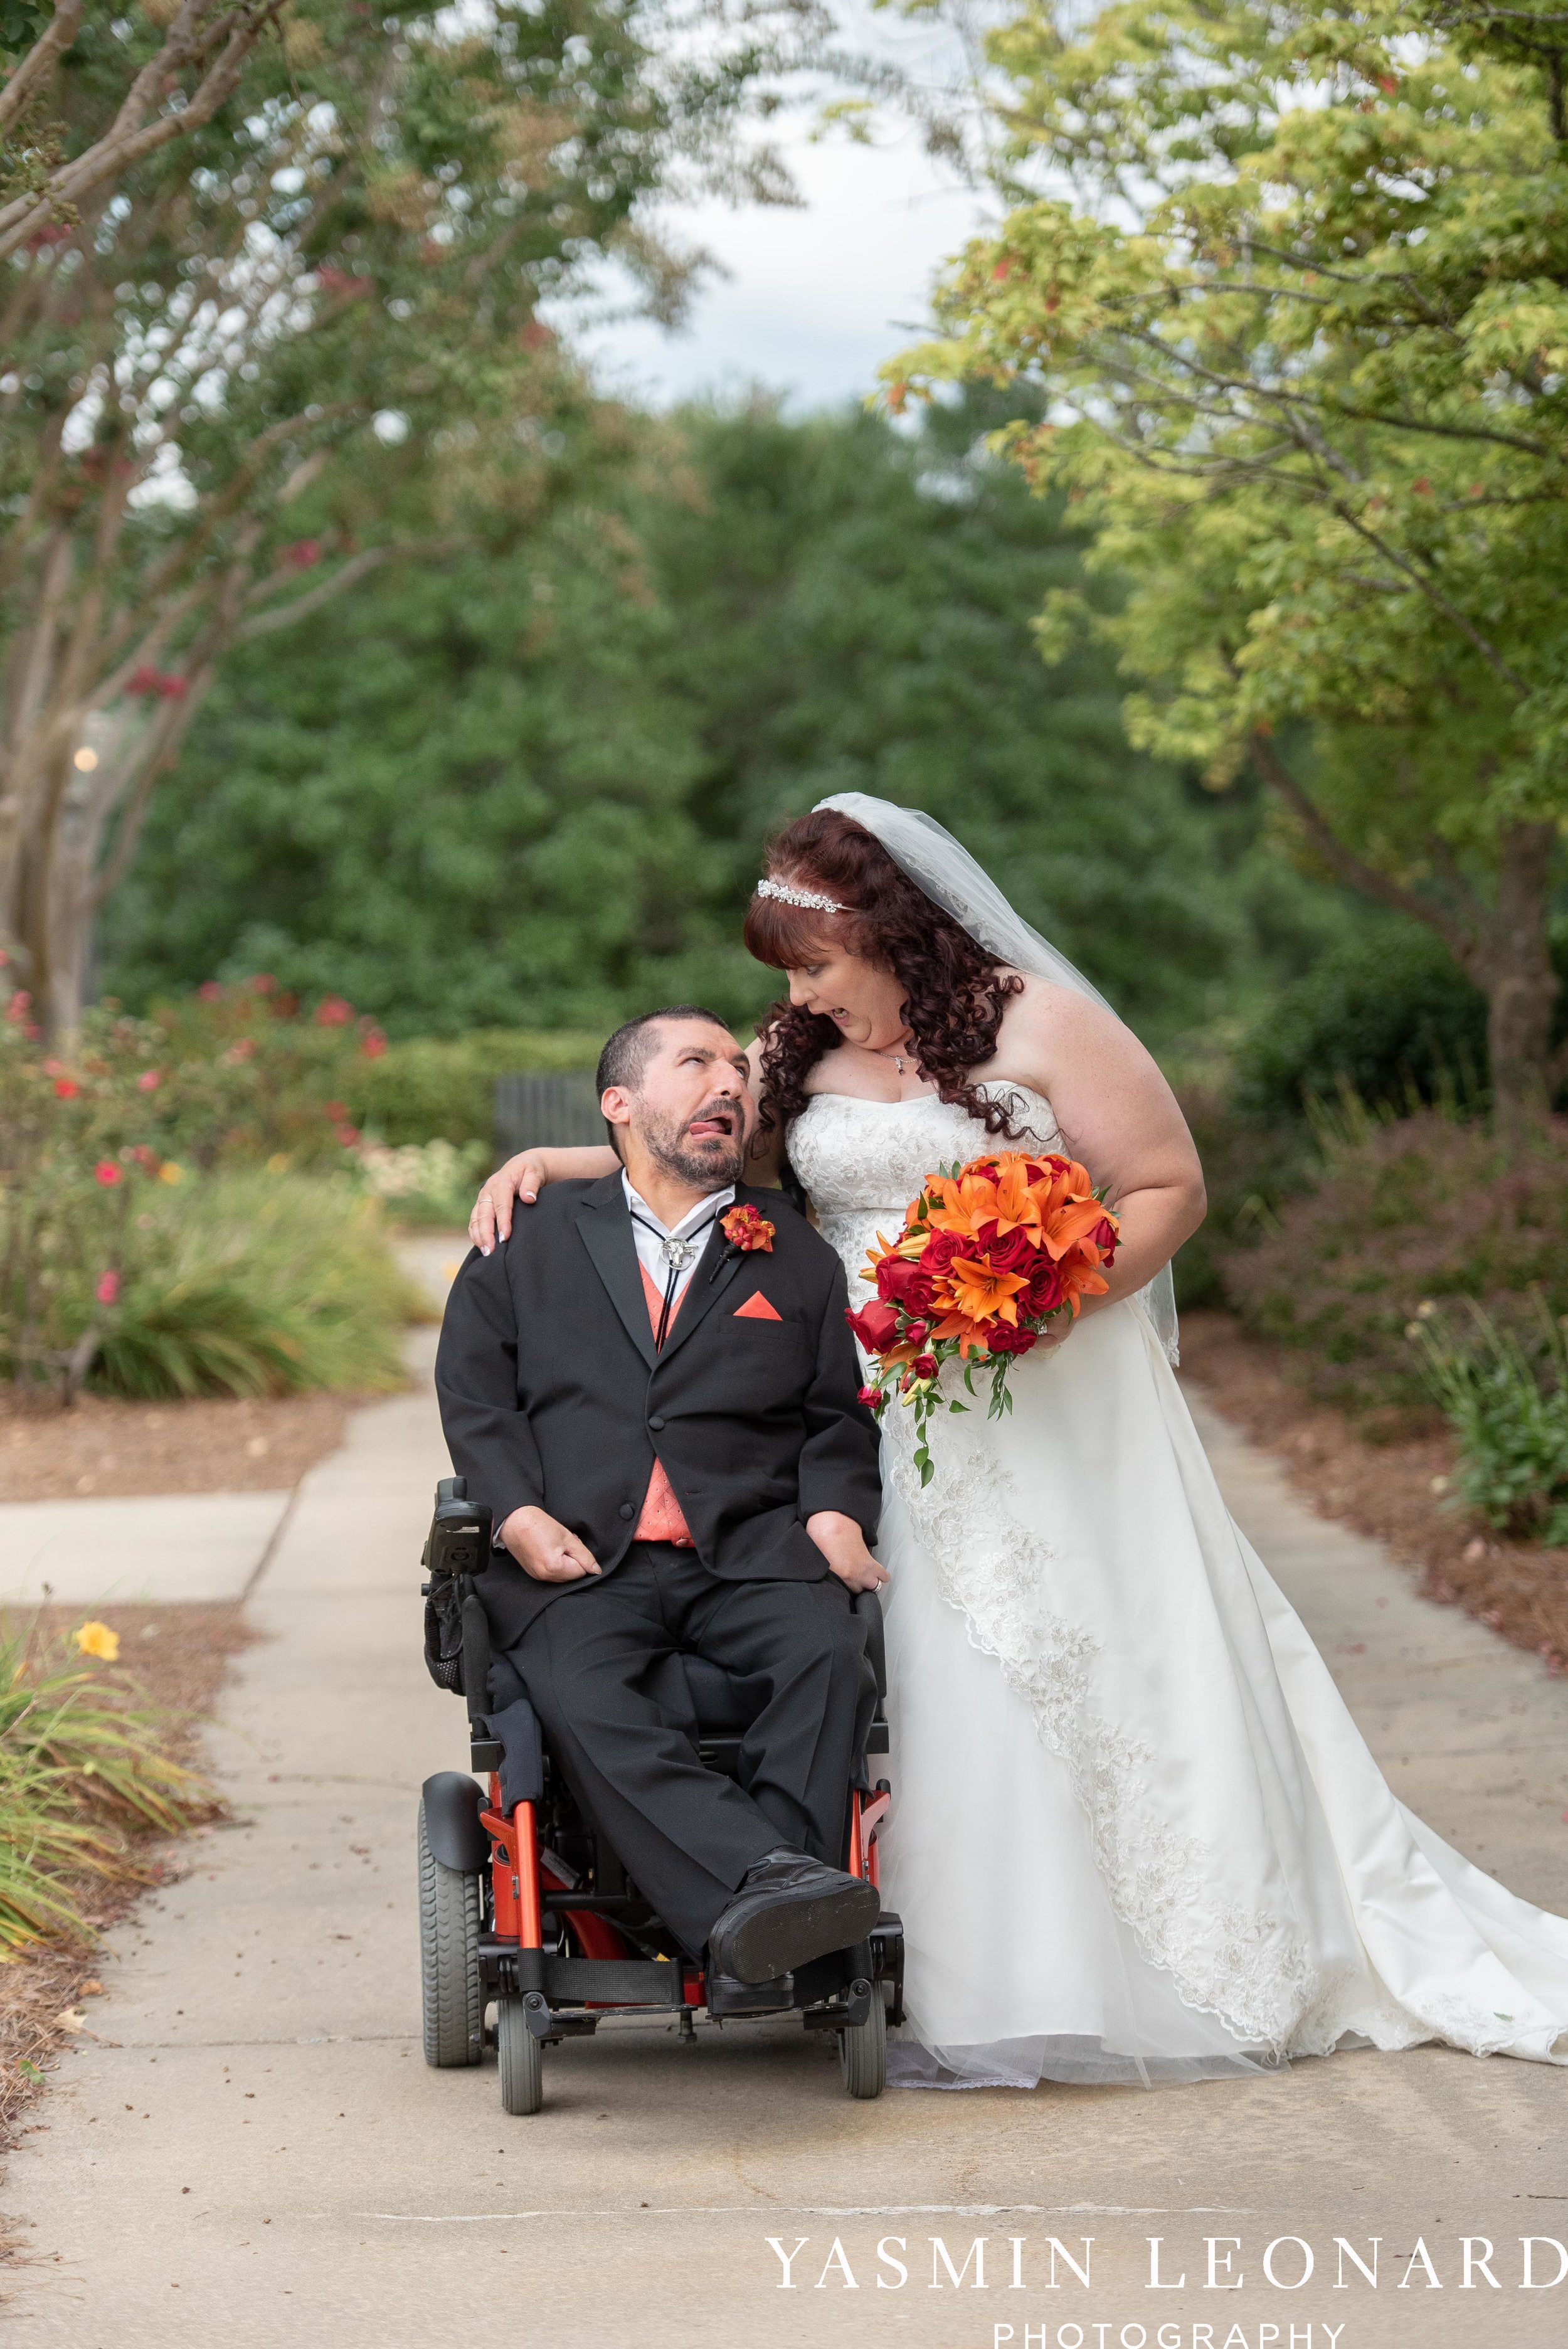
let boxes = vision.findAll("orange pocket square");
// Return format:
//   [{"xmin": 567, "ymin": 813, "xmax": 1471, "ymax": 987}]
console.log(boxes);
[{"xmin": 733, "ymin": 1291, "xmax": 783, "ymax": 1322}]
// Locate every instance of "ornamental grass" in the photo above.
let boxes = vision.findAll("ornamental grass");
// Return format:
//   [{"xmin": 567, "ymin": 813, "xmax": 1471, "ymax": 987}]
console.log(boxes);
[
  {"xmin": 0, "ymin": 1616, "xmax": 221, "ymax": 1955},
  {"xmin": 92, "ymin": 1172, "xmax": 430, "ymax": 1401}
]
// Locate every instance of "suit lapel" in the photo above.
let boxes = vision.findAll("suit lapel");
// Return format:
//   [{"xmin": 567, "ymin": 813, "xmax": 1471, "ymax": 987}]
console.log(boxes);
[{"xmin": 575, "ymin": 1179, "xmax": 657, "ymax": 1371}]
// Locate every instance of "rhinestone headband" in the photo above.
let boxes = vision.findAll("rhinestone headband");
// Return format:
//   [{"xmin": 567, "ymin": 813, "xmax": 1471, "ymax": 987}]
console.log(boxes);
[{"xmin": 754, "ymin": 877, "xmax": 847, "ymax": 914}]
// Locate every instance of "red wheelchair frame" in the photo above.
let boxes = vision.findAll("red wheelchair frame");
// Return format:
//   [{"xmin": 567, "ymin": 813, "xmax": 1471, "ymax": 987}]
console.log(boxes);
[{"xmin": 419, "ymin": 1479, "xmax": 903, "ymax": 2112}]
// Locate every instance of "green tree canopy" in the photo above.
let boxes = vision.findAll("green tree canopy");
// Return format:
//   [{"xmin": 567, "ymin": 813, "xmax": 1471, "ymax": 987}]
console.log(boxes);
[
  {"xmin": 0, "ymin": 0, "xmax": 813, "ymax": 1036},
  {"xmin": 102, "ymin": 395, "xmax": 1364, "ymax": 1043},
  {"xmin": 889, "ymin": 0, "xmax": 1568, "ymax": 1135}
]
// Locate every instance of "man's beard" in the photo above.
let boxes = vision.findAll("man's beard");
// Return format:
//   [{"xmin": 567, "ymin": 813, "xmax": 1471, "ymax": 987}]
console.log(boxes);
[{"xmin": 638, "ymin": 1097, "xmax": 748, "ymax": 1190}]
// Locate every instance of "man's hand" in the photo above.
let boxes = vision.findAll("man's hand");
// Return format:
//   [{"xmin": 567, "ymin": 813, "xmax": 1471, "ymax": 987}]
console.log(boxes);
[
  {"xmin": 499, "ymin": 1505, "xmax": 601, "ymax": 1583},
  {"xmin": 805, "ymin": 1510, "xmax": 889, "ymax": 1593}
]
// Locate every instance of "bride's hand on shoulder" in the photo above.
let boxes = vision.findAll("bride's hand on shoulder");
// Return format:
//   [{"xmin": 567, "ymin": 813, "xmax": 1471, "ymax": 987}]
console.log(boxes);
[{"xmin": 468, "ymin": 1144, "xmax": 618, "ymax": 1254}]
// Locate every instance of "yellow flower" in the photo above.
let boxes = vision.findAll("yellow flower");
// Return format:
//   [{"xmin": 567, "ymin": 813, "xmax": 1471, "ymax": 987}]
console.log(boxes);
[
  {"xmin": 74, "ymin": 1620, "xmax": 120, "ymax": 1662},
  {"xmin": 157, "ymin": 1160, "xmax": 184, "ymax": 1184}
]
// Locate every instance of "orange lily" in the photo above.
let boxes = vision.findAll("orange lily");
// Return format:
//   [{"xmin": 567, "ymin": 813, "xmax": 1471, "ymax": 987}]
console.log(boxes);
[
  {"xmin": 938, "ymin": 1256, "xmax": 1029, "ymax": 1325},
  {"xmin": 1041, "ymin": 1196, "xmax": 1114, "ymax": 1261}
]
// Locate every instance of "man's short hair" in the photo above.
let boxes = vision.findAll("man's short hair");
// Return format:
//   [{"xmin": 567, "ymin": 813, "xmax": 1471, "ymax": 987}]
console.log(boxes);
[{"xmin": 596, "ymin": 1008, "xmax": 734, "ymax": 1150}]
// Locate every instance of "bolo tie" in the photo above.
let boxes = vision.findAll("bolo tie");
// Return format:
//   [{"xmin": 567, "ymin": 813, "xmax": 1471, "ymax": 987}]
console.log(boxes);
[{"xmin": 630, "ymin": 1207, "xmax": 721, "ymax": 1352}]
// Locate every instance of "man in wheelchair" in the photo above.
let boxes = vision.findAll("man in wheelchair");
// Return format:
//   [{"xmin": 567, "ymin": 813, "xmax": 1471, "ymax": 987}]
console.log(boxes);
[{"xmin": 430, "ymin": 1006, "xmax": 895, "ymax": 2108}]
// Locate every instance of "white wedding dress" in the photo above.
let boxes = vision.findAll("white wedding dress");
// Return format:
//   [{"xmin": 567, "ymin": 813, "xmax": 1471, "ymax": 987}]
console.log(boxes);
[{"xmin": 789, "ymin": 1080, "xmax": 1568, "ymax": 2090}]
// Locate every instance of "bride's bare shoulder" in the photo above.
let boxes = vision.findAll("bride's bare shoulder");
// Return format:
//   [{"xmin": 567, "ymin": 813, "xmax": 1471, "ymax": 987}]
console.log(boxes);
[{"xmin": 997, "ymin": 973, "xmax": 1126, "ymax": 1056}]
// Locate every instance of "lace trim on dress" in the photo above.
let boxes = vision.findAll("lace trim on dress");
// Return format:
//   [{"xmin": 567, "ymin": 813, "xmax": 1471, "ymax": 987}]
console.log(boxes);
[{"xmin": 878, "ymin": 1404, "xmax": 1320, "ymax": 2057}]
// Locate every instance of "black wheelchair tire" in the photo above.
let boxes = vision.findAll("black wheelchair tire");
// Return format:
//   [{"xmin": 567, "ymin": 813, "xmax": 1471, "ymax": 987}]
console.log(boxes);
[
  {"xmin": 497, "ymin": 1997, "xmax": 544, "ymax": 2114},
  {"xmin": 839, "ymin": 1984, "xmax": 887, "ymax": 2099},
  {"xmin": 417, "ymin": 1796, "xmax": 484, "ymax": 2068}
]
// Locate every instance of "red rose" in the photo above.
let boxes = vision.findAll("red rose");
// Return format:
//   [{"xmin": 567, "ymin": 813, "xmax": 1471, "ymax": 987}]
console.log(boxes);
[
  {"xmin": 876, "ymin": 1252, "xmax": 935, "ymax": 1313},
  {"xmin": 987, "ymin": 1322, "xmax": 1038, "ymax": 1357},
  {"xmin": 987, "ymin": 1226, "xmax": 1039, "ymax": 1275},
  {"xmin": 920, "ymin": 1229, "xmax": 963, "ymax": 1273},
  {"xmin": 857, "ymin": 1384, "xmax": 885, "ymax": 1409},
  {"xmin": 846, "ymin": 1300, "xmax": 901, "ymax": 1354},
  {"xmin": 911, "ymin": 1353, "xmax": 938, "ymax": 1379},
  {"xmin": 1091, "ymin": 1216, "xmax": 1118, "ymax": 1261},
  {"xmin": 1024, "ymin": 1260, "xmax": 1067, "ymax": 1317},
  {"xmin": 903, "ymin": 1320, "xmax": 930, "ymax": 1349}
]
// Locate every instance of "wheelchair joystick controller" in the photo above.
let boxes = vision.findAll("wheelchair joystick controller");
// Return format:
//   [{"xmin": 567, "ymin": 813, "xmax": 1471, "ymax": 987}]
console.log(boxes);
[{"xmin": 421, "ymin": 1476, "xmax": 500, "ymax": 1771}]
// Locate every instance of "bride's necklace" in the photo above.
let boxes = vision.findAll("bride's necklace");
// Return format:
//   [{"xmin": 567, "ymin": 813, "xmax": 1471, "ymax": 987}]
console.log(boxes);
[{"xmin": 872, "ymin": 1037, "xmax": 914, "ymax": 1077}]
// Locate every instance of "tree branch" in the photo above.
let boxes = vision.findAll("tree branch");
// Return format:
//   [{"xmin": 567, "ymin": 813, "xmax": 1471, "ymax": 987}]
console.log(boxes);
[
  {"xmin": 1329, "ymin": 501, "xmax": 1534, "ymax": 695},
  {"xmin": 0, "ymin": 0, "xmax": 84, "ymax": 135},
  {"xmin": 235, "ymin": 540, "xmax": 467, "ymax": 637},
  {"xmin": 0, "ymin": 0, "xmax": 287, "ymax": 263},
  {"xmin": 1248, "ymin": 730, "xmax": 1488, "ymax": 966}
]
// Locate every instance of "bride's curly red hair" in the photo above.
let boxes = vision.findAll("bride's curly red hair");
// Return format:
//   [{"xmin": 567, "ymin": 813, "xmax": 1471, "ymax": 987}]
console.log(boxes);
[{"xmin": 742, "ymin": 809, "xmax": 1024, "ymax": 1142}]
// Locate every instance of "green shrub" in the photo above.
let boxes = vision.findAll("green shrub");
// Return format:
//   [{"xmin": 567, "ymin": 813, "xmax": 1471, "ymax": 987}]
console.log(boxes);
[
  {"xmin": 342, "ymin": 1029, "xmax": 600, "ymax": 1147},
  {"xmin": 93, "ymin": 1174, "xmax": 428, "ymax": 1401},
  {"xmin": 1, "ymin": 984, "xmax": 430, "ymax": 1394},
  {"xmin": 1222, "ymin": 1103, "xmax": 1568, "ymax": 1410},
  {"xmin": 1232, "ymin": 927, "xmax": 1490, "ymax": 1120},
  {"xmin": 1171, "ymin": 1085, "xmax": 1316, "ymax": 1310},
  {"xmin": 1407, "ymin": 1300, "xmax": 1568, "ymax": 1543},
  {"xmin": 358, "ymin": 1137, "xmax": 490, "ymax": 1225},
  {"xmin": 0, "ymin": 1617, "xmax": 219, "ymax": 1950}
]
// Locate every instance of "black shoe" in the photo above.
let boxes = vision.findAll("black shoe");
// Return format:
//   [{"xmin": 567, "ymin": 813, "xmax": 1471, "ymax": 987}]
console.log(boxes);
[
  {"xmin": 709, "ymin": 1850, "xmax": 881, "ymax": 1986},
  {"xmin": 705, "ymin": 1969, "xmax": 794, "ymax": 2018}
]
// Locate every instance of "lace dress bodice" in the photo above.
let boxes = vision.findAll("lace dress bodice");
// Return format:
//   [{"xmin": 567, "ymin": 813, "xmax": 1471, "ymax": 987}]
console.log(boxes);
[{"xmin": 788, "ymin": 1081, "xmax": 1061, "ymax": 1297}]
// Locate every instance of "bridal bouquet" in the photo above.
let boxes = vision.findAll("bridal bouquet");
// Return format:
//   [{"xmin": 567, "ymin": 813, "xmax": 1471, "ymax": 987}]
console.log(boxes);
[{"xmin": 846, "ymin": 1151, "xmax": 1119, "ymax": 1485}]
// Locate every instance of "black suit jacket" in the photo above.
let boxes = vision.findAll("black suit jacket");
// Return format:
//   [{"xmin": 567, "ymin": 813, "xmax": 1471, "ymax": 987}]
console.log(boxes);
[{"xmin": 434, "ymin": 1175, "xmax": 882, "ymax": 1646}]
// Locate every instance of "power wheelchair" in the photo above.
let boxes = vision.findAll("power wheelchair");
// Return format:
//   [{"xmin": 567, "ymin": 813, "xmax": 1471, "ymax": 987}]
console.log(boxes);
[{"xmin": 417, "ymin": 1477, "xmax": 903, "ymax": 2114}]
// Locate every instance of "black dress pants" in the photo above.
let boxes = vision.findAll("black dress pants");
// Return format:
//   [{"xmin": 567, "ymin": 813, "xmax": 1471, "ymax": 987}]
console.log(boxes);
[{"xmin": 510, "ymin": 1542, "xmax": 876, "ymax": 1958}]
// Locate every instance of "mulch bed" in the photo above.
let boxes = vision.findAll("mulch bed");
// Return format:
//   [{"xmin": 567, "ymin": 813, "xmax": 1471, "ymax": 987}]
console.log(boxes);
[
  {"xmin": 0, "ymin": 1603, "xmax": 257, "ymax": 2166},
  {"xmin": 1179, "ymin": 1310, "xmax": 1568, "ymax": 1673},
  {"xmin": 0, "ymin": 1389, "xmax": 350, "ymax": 1501}
]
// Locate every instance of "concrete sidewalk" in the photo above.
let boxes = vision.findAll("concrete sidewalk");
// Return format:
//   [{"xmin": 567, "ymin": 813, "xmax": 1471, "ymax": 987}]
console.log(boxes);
[
  {"xmin": 0, "ymin": 1489, "xmax": 292, "ymax": 1607},
  {"xmin": 5, "ymin": 1352, "xmax": 1568, "ymax": 2349}
]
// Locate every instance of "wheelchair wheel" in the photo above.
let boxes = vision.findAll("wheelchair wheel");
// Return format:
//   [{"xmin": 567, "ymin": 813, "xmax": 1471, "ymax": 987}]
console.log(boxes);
[
  {"xmin": 417, "ymin": 1796, "xmax": 484, "ymax": 2068},
  {"xmin": 497, "ymin": 1997, "xmax": 544, "ymax": 2115},
  {"xmin": 839, "ymin": 1984, "xmax": 887, "ymax": 2099}
]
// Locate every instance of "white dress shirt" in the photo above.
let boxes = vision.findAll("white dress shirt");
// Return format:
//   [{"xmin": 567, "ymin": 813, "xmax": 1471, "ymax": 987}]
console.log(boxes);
[
  {"xmin": 492, "ymin": 1175, "xmax": 738, "ymax": 1549},
  {"xmin": 622, "ymin": 1173, "xmax": 735, "ymax": 1315}
]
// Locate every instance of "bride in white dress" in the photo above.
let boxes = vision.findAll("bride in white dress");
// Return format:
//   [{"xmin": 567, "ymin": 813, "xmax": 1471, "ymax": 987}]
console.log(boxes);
[{"xmin": 470, "ymin": 792, "xmax": 1568, "ymax": 2089}]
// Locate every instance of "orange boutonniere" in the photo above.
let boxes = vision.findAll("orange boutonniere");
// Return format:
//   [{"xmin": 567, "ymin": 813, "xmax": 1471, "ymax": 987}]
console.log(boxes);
[{"xmin": 721, "ymin": 1203, "xmax": 775, "ymax": 1253}]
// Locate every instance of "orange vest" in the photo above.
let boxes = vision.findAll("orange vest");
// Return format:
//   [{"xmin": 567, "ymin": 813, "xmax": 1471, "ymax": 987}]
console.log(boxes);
[{"xmin": 632, "ymin": 1261, "xmax": 694, "ymax": 1547}]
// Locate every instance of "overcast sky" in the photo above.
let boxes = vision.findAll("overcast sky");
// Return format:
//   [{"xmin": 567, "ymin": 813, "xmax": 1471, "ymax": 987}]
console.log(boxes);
[{"xmin": 553, "ymin": 10, "xmax": 999, "ymax": 413}]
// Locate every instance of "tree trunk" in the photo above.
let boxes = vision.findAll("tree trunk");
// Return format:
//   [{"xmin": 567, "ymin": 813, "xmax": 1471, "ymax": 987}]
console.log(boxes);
[
  {"xmin": 1247, "ymin": 739, "xmax": 1562, "ymax": 1153},
  {"xmin": 1473, "ymin": 821, "xmax": 1560, "ymax": 1150}
]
